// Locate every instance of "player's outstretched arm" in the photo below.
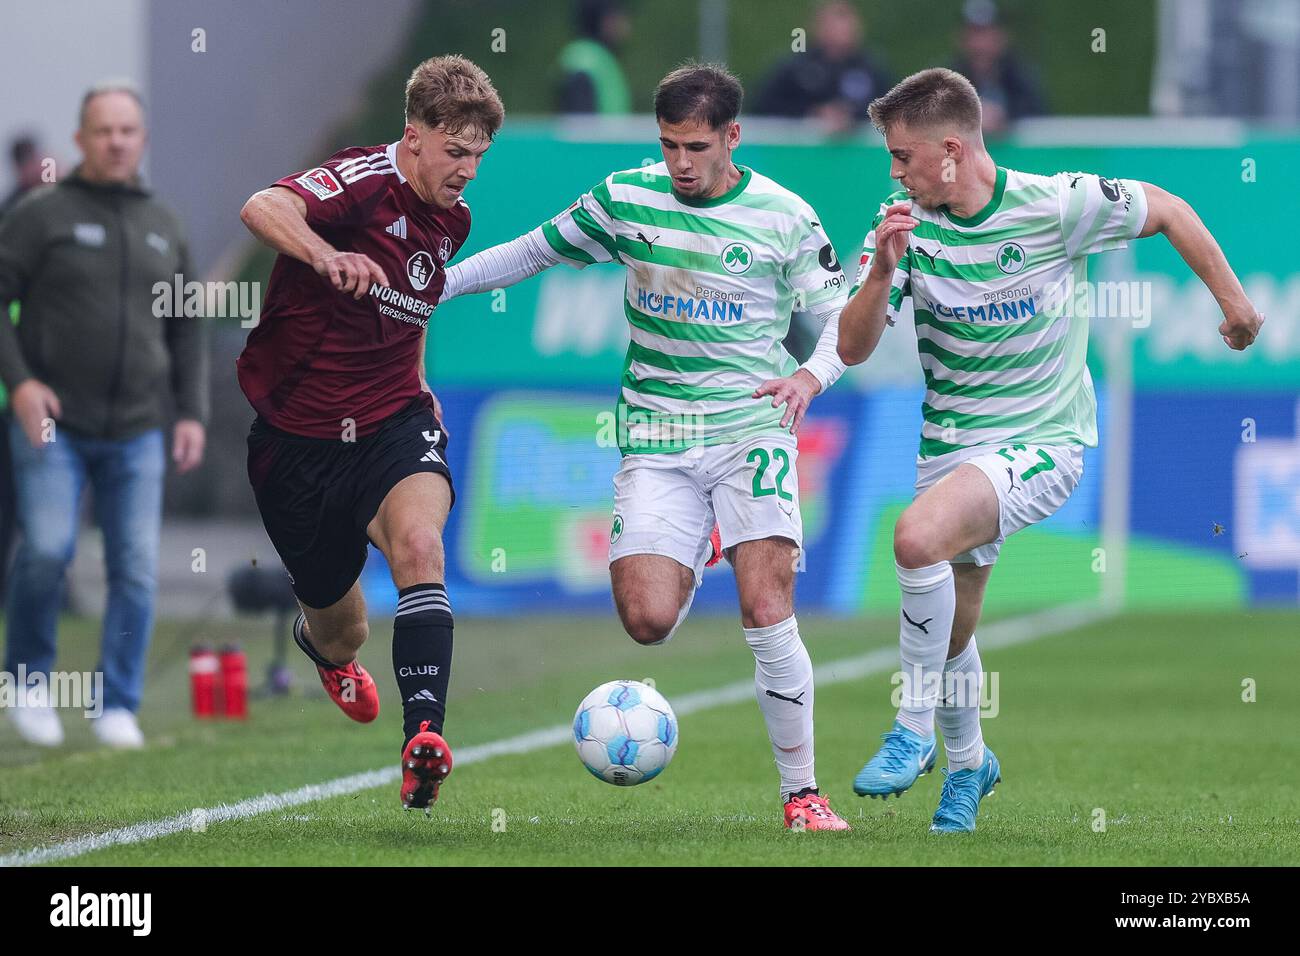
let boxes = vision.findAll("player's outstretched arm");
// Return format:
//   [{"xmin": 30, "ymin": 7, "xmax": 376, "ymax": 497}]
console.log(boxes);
[
  {"xmin": 441, "ymin": 226, "xmax": 564, "ymax": 303},
  {"xmin": 1138, "ymin": 182, "xmax": 1263, "ymax": 351},
  {"xmin": 240, "ymin": 186, "xmax": 388, "ymax": 299},
  {"xmin": 838, "ymin": 201, "xmax": 916, "ymax": 365}
]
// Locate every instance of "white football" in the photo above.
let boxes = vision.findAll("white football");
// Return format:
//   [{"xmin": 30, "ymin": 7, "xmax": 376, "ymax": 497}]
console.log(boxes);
[{"xmin": 573, "ymin": 680, "xmax": 679, "ymax": 786}]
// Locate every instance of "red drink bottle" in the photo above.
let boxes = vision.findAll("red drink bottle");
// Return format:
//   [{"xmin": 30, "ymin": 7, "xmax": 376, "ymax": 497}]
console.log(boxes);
[
  {"xmin": 190, "ymin": 645, "xmax": 218, "ymax": 718},
  {"xmin": 220, "ymin": 645, "xmax": 248, "ymax": 719}
]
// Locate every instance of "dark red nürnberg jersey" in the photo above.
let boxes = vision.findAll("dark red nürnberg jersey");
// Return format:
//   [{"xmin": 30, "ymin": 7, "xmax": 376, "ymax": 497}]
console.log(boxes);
[{"xmin": 237, "ymin": 143, "xmax": 469, "ymax": 438}]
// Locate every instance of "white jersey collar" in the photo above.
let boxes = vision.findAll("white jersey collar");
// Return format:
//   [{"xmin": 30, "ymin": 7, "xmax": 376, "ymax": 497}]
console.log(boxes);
[{"xmin": 386, "ymin": 141, "xmax": 408, "ymax": 184}]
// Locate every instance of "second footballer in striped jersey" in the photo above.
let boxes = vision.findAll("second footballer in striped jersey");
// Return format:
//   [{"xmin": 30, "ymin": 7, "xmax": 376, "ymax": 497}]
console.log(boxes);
[
  {"xmin": 442, "ymin": 64, "xmax": 852, "ymax": 831},
  {"xmin": 836, "ymin": 68, "xmax": 1263, "ymax": 833}
]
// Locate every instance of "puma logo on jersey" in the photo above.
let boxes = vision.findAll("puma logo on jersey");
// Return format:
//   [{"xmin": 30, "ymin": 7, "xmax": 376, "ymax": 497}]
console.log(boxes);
[
  {"xmin": 902, "ymin": 609, "xmax": 933, "ymax": 633},
  {"xmin": 914, "ymin": 246, "xmax": 941, "ymax": 269},
  {"xmin": 1070, "ymin": 175, "xmax": 1083, "ymax": 189},
  {"xmin": 636, "ymin": 231, "xmax": 659, "ymax": 253},
  {"xmin": 1006, "ymin": 466, "xmax": 1018, "ymax": 492}
]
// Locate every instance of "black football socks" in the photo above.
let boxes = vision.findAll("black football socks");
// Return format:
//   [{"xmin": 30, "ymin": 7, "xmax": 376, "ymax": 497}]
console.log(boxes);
[{"xmin": 392, "ymin": 583, "xmax": 454, "ymax": 748}]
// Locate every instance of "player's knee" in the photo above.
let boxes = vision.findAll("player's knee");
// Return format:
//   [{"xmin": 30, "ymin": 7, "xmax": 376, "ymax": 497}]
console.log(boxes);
[
  {"xmin": 388, "ymin": 527, "xmax": 445, "ymax": 579},
  {"xmin": 894, "ymin": 511, "xmax": 942, "ymax": 568},
  {"xmin": 619, "ymin": 601, "xmax": 677, "ymax": 646},
  {"xmin": 740, "ymin": 593, "xmax": 792, "ymax": 630}
]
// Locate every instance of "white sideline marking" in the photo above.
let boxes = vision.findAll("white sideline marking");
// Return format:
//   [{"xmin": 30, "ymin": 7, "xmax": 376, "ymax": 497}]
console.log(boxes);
[{"xmin": 0, "ymin": 601, "xmax": 1107, "ymax": 867}]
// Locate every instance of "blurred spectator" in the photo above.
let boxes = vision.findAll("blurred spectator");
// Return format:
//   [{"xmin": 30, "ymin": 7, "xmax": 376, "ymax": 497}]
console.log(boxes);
[
  {"xmin": 2, "ymin": 136, "xmax": 46, "ymax": 216},
  {"xmin": 557, "ymin": 0, "xmax": 633, "ymax": 114},
  {"xmin": 0, "ymin": 82, "xmax": 208, "ymax": 750},
  {"xmin": 951, "ymin": 0, "xmax": 1046, "ymax": 134},
  {"xmin": 754, "ymin": 0, "xmax": 892, "ymax": 134},
  {"xmin": 0, "ymin": 135, "xmax": 47, "ymax": 600}
]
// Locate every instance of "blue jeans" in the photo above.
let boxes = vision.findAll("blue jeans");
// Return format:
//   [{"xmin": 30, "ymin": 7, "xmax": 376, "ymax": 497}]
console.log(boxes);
[{"xmin": 4, "ymin": 419, "xmax": 163, "ymax": 713}]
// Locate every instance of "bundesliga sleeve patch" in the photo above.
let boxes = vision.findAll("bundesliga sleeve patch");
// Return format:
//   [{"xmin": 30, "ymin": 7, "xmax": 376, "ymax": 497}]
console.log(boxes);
[{"xmin": 294, "ymin": 167, "xmax": 343, "ymax": 200}]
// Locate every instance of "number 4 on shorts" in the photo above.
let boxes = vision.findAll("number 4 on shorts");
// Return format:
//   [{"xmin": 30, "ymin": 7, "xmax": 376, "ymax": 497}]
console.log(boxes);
[{"xmin": 747, "ymin": 447, "xmax": 793, "ymax": 501}]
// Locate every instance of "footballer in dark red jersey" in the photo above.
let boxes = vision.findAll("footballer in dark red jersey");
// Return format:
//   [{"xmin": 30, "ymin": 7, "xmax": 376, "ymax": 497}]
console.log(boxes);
[{"xmin": 237, "ymin": 55, "xmax": 504, "ymax": 811}]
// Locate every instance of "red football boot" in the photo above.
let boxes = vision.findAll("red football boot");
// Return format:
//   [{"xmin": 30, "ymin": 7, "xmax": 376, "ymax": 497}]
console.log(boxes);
[
  {"xmin": 315, "ymin": 659, "xmax": 380, "ymax": 723},
  {"xmin": 705, "ymin": 524, "xmax": 725, "ymax": 568},
  {"xmin": 784, "ymin": 792, "xmax": 852, "ymax": 831},
  {"xmin": 401, "ymin": 720, "xmax": 453, "ymax": 812},
  {"xmin": 295, "ymin": 612, "xmax": 380, "ymax": 723}
]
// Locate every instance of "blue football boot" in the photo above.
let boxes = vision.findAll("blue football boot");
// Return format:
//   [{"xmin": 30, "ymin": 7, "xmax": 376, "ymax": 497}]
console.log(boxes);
[
  {"xmin": 852, "ymin": 720, "xmax": 938, "ymax": 798},
  {"xmin": 929, "ymin": 747, "xmax": 1001, "ymax": 833}
]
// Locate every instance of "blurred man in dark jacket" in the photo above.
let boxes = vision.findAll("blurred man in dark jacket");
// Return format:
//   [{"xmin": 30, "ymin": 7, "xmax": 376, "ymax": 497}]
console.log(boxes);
[
  {"xmin": 0, "ymin": 135, "xmax": 49, "ymax": 600},
  {"xmin": 0, "ymin": 82, "xmax": 208, "ymax": 749},
  {"xmin": 951, "ymin": 0, "xmax": 1047, "ymax": 134},
  {"xmin": 755, "ymin": 0, "xmax": 892, "ymax": 133}
]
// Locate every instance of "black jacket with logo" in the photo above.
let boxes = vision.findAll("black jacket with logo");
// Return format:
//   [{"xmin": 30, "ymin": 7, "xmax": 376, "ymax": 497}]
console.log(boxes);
[{"xmin": 0, "ymin": 168, "xmax": 207, "ymax": 439}]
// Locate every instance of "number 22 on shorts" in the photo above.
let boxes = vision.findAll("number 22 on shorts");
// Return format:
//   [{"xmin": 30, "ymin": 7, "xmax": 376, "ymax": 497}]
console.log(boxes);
[{"xmin": 747, "ymin": 447, "xmax": 793, "ymax": 500}]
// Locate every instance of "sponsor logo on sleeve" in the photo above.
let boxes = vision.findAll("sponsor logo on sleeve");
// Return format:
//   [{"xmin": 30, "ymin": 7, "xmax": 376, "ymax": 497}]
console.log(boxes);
[
  {"xmin": 818, "ymin": 242, "xmax": 840, "ymax": 272},
  {"xmin": 295, "ymin": 167, "xmax": 343, "ymax": 200}
]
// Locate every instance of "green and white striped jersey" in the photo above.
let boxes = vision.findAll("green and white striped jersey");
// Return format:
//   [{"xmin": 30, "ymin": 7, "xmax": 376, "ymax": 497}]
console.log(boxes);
[
  {"xmin": 542, "ymin": 162, "xmax": 848, "ymax": 455},
  {"xmin": 852, "ymin": 166, "xmax": 1148, "ymax": 459}
]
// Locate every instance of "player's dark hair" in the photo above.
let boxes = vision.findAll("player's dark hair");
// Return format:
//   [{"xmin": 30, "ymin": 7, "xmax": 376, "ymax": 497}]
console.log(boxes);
[
  {"xmin": 654, "ymin": 63, "xmax": 743, "ymax": 131},
  {"xmin": 868, "ymin": 68, "xmax": 982, "ymax": 135},
  {"xmin": 405, "ymin": 55, "xmax": 505, "ymax": 140}
]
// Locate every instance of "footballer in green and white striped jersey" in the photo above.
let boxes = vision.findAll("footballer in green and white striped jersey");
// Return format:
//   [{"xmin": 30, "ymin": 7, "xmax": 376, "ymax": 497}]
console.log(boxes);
[
  {"xmin": 541, "ymin": 160, "xmax": 848, "ymax": 454},
  {"xmin": 853, "ymin": 165, "xmax": 1148, "ymax": 459}
]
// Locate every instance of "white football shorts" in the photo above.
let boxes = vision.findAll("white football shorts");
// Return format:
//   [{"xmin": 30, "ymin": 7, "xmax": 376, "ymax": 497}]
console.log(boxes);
[
  {"xmin": 914, "ymin": 442, "xmax": 1085, "ymax": 566},
  {"xmin": 608, "ymin": 431, "xmax": 803, "ymax": 585}
]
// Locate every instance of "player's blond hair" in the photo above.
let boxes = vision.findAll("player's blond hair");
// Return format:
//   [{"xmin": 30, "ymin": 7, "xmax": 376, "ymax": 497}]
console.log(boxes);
[
  {"xmin": 868, "ymin": 68, "xmax": 982, "ymax": 136},
  {"xmin": 404, "ymin": 55, "xmax": 505, "ymax": 140}
]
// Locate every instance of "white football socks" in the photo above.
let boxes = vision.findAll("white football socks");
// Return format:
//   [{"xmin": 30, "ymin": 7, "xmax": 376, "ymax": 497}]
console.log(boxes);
[
  {"xmin": 937, "ymin": 636, "xmax": 986, "ymax": 771},
  {"xmin": 743, "ymin": 614, "xmax": 816, "ymax": 798},
  {"xmin": 894, "ymin": 560, "xmax": 955, "ymax": 738}
]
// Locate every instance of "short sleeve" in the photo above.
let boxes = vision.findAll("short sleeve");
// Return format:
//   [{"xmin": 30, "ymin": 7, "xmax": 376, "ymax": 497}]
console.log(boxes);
[
  {"xmin": 787, "ymin": 215, "xmax": 848, "ymax": 313},
  {"xmin": 272, "ymin": 148, "xmax": 392, "ymax": 228},
  {"xmin": 1057, "ymin": 172, "xmax": 1148, "ymax": 259},
  {"xmin": 538, "ymin": 176, "xmax": 621, "ymax": 269},
  {"xmin": 850, "ymin": 198, "xmax": 912, "ymax": 325}
]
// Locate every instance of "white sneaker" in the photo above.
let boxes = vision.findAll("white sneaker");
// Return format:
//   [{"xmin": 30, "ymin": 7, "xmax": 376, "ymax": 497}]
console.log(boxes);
[
  {"xmin": 5, "ymin": 685, "xmax": 65, "ymax": 747},
  {"xmin": 92, "ymin": 708, "xmax": 145, "ymax": 749}
]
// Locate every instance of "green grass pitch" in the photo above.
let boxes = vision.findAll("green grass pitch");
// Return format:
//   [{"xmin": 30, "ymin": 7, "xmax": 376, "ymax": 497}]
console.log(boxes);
[{"xmin": 1, "ymin": 608, "xmax": 1297, "ymax": 866}]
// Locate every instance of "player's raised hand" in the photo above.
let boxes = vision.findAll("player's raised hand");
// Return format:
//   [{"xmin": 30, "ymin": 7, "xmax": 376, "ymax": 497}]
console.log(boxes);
[
  {"xmin": 315, "ymin": 250, "xmax": 390, "ymax": 299},
  {"xmin": 1219, "ymin": 299, "xmax": 1264, "ymax": 351},
  {"xmin": 753, "ymin": 368, "xmax": 822, "ymax": 435},
  {"xmin": 869, "ymin": 201, "xmax": 917, "ymax": 277}
]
